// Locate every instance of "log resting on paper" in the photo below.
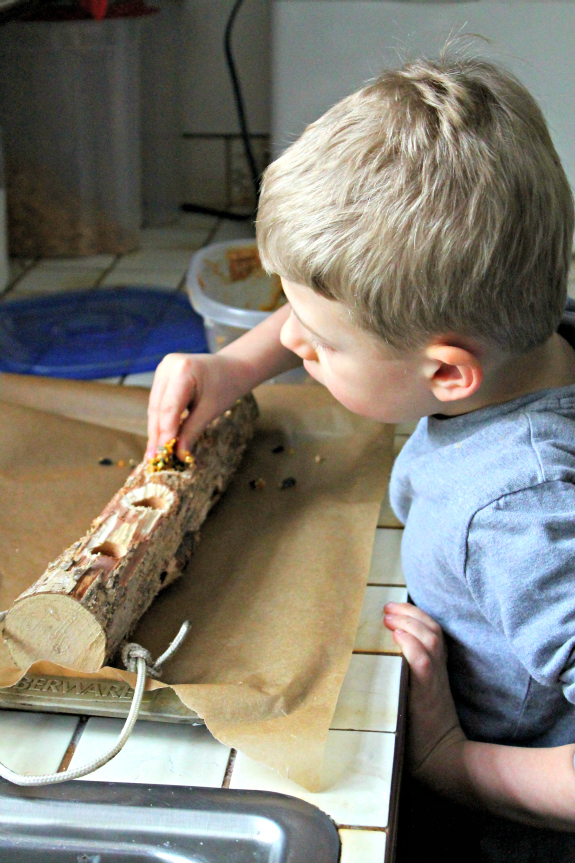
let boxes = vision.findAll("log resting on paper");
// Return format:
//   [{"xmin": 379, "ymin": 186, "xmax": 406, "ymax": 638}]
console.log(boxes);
[{"xmin": 3, "ymin": 395, "xmax": 258, "ymax": 673}]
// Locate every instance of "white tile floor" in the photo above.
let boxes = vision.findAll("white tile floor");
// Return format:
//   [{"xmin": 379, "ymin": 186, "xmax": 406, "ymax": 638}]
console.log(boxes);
[{"xmin": 0, "ymin": 217, "xmax": 411, "ymax": 863}]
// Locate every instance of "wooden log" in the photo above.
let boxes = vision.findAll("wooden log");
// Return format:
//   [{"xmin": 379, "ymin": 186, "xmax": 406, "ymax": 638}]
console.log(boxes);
[{"xmin": 3, "ymin": 395, "xmax": 258, "ymax": 673}]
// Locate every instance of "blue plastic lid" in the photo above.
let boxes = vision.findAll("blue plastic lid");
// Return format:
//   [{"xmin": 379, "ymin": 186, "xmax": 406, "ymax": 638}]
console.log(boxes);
[{"xmin": 0, "ymin": 288, "xmax": 208, "ymax": 379}]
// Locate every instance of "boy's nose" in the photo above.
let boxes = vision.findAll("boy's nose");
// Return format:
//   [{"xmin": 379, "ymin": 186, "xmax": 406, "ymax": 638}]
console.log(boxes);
[{"xmin": 280, "ymin": 310, "xmax": 318, "ymax": 361}]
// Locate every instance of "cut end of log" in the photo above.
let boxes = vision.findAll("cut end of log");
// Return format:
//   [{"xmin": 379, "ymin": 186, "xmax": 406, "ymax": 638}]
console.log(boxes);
[{"xmin": 4, "ymin": 594, "xmax": 106, "ymax": 672}]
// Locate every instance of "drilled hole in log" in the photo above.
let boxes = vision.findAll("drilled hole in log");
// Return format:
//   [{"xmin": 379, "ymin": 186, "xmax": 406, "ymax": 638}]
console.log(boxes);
[
  {"xmin": 159, "ymin": 570, "xmax": 168, "ymax": 584},
  {"xmin": 91, "ymin": 541, "xmax": 127, "ymax": 559},
  {"xmin": 131, "ymin": 496, "xmax": 169, "ymax": 511}
]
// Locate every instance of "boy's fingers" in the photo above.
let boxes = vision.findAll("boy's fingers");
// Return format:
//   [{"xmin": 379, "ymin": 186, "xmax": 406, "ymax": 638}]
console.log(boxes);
[
  {"xmin": 175, "ymin": 399, "xmax": 218, "ymax": 458},
  {"xmin": 384, "ymin": 602, "xmax": 443, "ymax": 635},
  {"xmin": 384, "ymin": 612, "xmax": 444, "ymax": 659},
  {"xmin": 146, "ymin": 369, "xmax": 169, "ymax": 458},
  {"xmin": 392, "ymin": 629, "xmax": 435, "ymax": 682},
  {"xmin": 155, "ymin": 375, "xmax": 198, "ymax": 450}
]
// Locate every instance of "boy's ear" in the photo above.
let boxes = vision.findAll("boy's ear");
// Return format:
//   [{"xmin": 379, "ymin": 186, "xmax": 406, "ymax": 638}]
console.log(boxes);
[{"xmin": 423, "ymin": 343, "xmax": 483, "ymax": 403}]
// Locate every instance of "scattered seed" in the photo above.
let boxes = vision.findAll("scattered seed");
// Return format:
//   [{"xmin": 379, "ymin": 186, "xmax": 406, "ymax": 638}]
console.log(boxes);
[
  {"xmin": 249, "ymin": 477, "xmax": 266, "ymax": 490},
  {"xmin": 180, "ymin": 408, "xmax": 190, "ymax": 421},
  {"xmin": 279, "ymin": 476, "xmax": 297, "ymax": 489},
  {"xmin": 288, "ymin": 447, "xmax": 296, "ymax": 455},
  {"xmin": 128, "ymin": 458, "xmax": 137, "ymax": 467},
  {"xmin": 117, "ymin": 460, "xmax": 125, "ymax": 467},
  {"xmin": 147, "ymin": 438, "xmax": 191, "ymax": 473},
  {"xmin": 98, "ymin": 457, "xmax": 113, "ymax": 466},
  {"xmin": 314, "ymin": 454, "xmax": 324, "ymax": 463},
  {"xmin": 272, "ymin": 444, "xmax": 284, "ymax": 454}
]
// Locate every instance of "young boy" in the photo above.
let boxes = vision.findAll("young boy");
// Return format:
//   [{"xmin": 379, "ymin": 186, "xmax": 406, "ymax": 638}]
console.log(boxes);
[{"xmin": 146, "ymin": 56, "xmax": 575, "ymax": 840}]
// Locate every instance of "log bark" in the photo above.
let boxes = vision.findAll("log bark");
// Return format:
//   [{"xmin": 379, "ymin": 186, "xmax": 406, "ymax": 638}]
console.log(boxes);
[{"xmin": 3, "ymin": 395, "xmax": 258, "ymax": 673}]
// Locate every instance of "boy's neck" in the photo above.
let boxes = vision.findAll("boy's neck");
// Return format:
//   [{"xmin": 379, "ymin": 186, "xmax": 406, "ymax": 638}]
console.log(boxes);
[{"xmin": 445, "ymin": 333, "xmax": 575, "ymax": 417}]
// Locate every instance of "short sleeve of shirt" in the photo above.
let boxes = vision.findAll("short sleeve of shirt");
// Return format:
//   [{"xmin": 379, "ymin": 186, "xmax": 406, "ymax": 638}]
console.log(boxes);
[{"xmin": 466, "ymin": 480, "xmax": 575, "ymax": 705}]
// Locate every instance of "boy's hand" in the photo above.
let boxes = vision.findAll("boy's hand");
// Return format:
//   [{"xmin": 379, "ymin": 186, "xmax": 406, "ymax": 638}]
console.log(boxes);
[
  {"xmin": 146, "ymin": 305, "xmax": 299, "ymax": 462},
  {"xmin": 383, "ymin": 602, "xmax": 465, "ymax": 782},
  {"xmin": 146, "ymin": 352, "xmax": 239, "ymax": 461}
]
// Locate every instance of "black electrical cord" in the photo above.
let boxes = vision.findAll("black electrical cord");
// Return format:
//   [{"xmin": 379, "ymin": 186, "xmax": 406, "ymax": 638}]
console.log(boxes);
[
  {"xmin": 224, "ymin": 0, "xmax": 260, "ymax": 203},
  {"xmin": 181, "ymin": 0, "xmax": 260, "ymax": 221}
]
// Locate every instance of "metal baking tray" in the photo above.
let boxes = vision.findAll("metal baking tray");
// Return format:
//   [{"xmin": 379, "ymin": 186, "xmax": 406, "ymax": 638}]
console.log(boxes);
[
  {"xmin": 0, "ymin": 779, "xmax": 341, "ymax": 863},
  {"xmin": 0, "ymin": 673, "xmax": 203, "ymax": 724}
]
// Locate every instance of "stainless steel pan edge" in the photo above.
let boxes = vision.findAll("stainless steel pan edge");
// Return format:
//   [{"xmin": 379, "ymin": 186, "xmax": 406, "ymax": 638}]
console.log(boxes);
[{"xmin": 0, "ymin": 779, "xmax": 341, "ymax": 863}]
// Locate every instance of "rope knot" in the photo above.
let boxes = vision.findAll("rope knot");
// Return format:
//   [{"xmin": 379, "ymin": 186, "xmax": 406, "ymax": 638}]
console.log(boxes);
[
  {"xmin": 121, "ymin": 620, "xmax": 191, "ymax": 680},
  {"xmin": 121, "ymin": 643, "xmax": 155, "ymax": 676}
]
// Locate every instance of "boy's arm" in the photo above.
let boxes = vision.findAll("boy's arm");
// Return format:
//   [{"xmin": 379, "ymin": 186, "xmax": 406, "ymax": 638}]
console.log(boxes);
[
  {"xmin": 384, "ymin": 603, "xmax": 575, "ymax": 832},
  {"xmin": 146, "ymin": 304, "xmax": 300, "ymax": 459}
]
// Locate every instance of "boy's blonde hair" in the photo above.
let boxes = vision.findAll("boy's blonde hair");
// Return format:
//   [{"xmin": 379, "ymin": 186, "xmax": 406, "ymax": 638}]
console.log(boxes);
[{"xmin": 257, "ymin": 56, "xmax": 574, "ymax": 354}]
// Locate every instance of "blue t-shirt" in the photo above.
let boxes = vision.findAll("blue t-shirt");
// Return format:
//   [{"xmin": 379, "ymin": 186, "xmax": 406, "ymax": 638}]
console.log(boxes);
[{"xmin": 390, "ymin": 311, "xmax": 575, "ymax": 747}]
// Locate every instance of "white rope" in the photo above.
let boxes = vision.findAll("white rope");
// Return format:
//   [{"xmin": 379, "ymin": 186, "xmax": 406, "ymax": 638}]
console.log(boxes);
[
  {"xmin": 121, "ymin": 620, "xmax": 191, "ymax": 679},
  {"xmin": 0, "ymin": 618, "xmax": 190, "ymax": 786}
]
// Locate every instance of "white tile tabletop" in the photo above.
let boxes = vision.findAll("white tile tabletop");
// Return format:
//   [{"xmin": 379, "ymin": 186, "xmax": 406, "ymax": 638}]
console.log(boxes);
[
  {"xmin": 331, "ymin": 654, "xmax": 402, "ymax": 733},
  {"xmin": 354, "ymin": 586, "xmax": 408, "ymax": 654},
  {"xmin": 0, "ymin": 711, "xmax": 78, "ymax": 775},
  {"xmin": 70, "ymin": 717, "xmax": 231, "ymax": 787},
  {"xmin": 368, "ymin": 529, "xmax": 405, "ymax": 586},
  {"xmin": 230, "ymin": 729, "xmax": 395, "ymax": 828},
  {"xmin": 378, "ymin": 485, "xmax": 403, "ymax": 529},
  {"xmin": 339, "ymin": 828, "xmax": 386, "ymax": 863}
]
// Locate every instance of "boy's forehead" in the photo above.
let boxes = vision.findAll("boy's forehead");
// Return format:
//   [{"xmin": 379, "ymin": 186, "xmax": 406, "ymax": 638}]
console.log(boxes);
[
  {"xmin": 281, "ymin": 277, "xmax": 396, "ymax": 355},
  {"xmin": 281, "ymin": 278, "xmax": 353, "ymax": 333}
]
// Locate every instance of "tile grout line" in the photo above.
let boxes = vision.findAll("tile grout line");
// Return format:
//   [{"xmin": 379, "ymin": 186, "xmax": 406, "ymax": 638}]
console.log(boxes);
[
  {"xmin": 365, "ymin": 583, "xmax": 406, "ymax": 588},
  {"xmin": 329, "ymin": 728, "xmax": 397, "ymax": 735},
  {"xmin": 204, "ymin": 218, "xmax": 222, "ymax": 247},
  {"xmin": 57, "ymin": 715, "xmax": 90, "ymax": 773},
  {"xmin": 91, "ymin": 254, "xmax": 122, "ymax": 290},
  {"xmin": 352, "ymin": 650, "xmax": 402, "ymax": 657},
  {"xmin": 221, "ymin": 748, "xmax": 237, "ymax": 788},
  {"xmin": 1, "ymin": 257, "xmax": 40, "ymax": 299}
]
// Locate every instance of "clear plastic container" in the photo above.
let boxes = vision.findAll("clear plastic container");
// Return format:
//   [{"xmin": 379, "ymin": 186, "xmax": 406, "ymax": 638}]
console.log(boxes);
[
  {"xmin": 187, "ymin": 240, "xmax": 286, "ymax": 352},
  {"xmin": 0, "ymin": 20, "xmax": 142, "ymax": 257}
]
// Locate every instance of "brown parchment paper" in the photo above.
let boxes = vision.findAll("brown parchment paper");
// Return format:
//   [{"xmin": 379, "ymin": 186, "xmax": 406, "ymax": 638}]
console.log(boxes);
[{"xmin": 0, "ymin": 375, "xmax": 394, "ymax": 790}]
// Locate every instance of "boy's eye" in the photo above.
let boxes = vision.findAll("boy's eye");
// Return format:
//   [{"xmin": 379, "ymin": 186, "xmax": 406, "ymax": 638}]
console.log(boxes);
[{"xmin": 309, "ymin": 337, "xmax": 331, "ymax": 353}]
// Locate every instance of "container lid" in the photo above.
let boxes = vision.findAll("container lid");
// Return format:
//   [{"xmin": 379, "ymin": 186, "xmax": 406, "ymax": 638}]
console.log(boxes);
[{"xmin": 0, "ymin": 288, "xmax": 208, "ymax": 379}]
